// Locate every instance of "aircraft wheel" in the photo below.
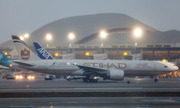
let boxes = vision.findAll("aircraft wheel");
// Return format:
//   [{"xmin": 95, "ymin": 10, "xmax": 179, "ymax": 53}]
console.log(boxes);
[
  {"xmin": 90, "ymin": 79, "xmax": 93, "ymax": 82},
  {"xmin": 66, "ymin": 78, "xmax": 71, "ymax": 81},
  {"xmin": 94, "ymin": 80, "xmax": 98, "ymax": 82},
  {"xmin": 127, "ymin": 81, "xmax": 130, "ymax": 84}
]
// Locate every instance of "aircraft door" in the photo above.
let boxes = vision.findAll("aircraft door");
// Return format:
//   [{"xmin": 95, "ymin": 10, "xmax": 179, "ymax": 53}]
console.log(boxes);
[
  {"xmin": 44, "ymin": 63, "xmax": 48, "ymax": 69},
  {"xmin": 127, "ymin": 64, "xmax": 131, "ymax": 70}
]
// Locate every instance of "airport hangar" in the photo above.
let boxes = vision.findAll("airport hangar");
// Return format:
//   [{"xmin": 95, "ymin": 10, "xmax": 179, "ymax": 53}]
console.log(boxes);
[{"xmin": 1, "ymin": 13, "xmax": 180, "ymax": 62}]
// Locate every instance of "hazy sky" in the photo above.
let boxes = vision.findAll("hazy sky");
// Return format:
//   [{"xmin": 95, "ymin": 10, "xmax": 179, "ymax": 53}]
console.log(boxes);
[{"xmin": 0, "ymin": 0, "xmax": 180, "ymax": 44}]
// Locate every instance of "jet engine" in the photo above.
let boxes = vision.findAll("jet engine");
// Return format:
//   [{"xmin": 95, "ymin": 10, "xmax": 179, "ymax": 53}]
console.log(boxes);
[{"xmin": 106, "ymin": 70, "xmax": 124, "ymax": 81}]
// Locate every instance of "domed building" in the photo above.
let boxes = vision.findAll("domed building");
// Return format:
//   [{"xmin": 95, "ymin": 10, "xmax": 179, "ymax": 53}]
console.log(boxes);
[{"xmin": 1, "ymin": 13, "xmax": 180, "ymax": 62}]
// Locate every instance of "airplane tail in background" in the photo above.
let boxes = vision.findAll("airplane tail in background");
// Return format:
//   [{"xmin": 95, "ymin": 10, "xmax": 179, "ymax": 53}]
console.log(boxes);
[
  {"xmin": 0, "ymin": 50, "xmax": 12, "ymax": 67},
  {"xmin": 12, "ymin": 36, "xmax": 40, "ymax": 61},
  {"xmin": 33, "ymin": 42, "xmax": 54, "ymax": 60}
]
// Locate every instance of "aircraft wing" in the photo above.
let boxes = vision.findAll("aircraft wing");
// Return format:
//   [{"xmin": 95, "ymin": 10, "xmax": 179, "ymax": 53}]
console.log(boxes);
[
  {"xmin": 0, "ymin": 65, "xmax": 10, "ymax": 70},
  {"xmin": 12, "ymin": 61, "xmax": 35, "ymax": 67},
  {"xmin": 74, "ymin": 64, "xmax": 108, "ymax": 72}
]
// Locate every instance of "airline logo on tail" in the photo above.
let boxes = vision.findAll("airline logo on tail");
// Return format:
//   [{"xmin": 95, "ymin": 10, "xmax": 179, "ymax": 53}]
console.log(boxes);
[
  {"xmin": 0, "ymin": 53, "xmax": 3, "ymax": 60},
  {"xmin": 12, "ymin": 35, "xmax": 40, "ymax": 61},
  {"xmin": 33, "ymin": 42, "xmax": 53, "ymax": 60},
  {"xmin": 37, "ymin": 48, "xmax": 51, "ymax": 59},
  {"xmin": 21, "ymin": 48, "xmax": 30, "ymax": 60}
]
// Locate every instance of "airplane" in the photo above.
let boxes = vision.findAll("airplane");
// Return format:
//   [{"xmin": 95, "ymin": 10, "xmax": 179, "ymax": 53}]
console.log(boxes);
[
  {"xmin": 0, "ymin": 65, "xmax": 11, "ymax": 70},
  {"xmin": 11, "ymin": 35, "xmax": 179, "ymax": 83}
]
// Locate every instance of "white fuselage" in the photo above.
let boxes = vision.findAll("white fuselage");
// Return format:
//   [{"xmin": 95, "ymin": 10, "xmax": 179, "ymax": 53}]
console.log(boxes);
[{"xmin": 12, "ymin": 60, "xmax": 178, "ymax": 76}]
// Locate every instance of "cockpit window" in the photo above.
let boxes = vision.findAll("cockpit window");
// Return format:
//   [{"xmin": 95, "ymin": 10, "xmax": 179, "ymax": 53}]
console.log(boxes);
[{"xmin": 164, "ymin": 66, "xmax": 168, "ymax": 68}]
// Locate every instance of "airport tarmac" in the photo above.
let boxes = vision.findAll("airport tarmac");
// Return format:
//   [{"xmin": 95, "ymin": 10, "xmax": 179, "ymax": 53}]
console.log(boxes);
[
  {"xmin": 0, "ymin": 97, "xmax": 180, "ymax": 108},
  {"xmin": 0, "ymin": 78, "xmax": 180, "ymax": 107},
  {"xmin": 0, "ymin": 78, "xmax": 180, "ymax": 92}
]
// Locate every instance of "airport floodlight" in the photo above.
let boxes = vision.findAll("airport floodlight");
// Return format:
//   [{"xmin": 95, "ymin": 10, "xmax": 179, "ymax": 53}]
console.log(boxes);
[
  {"xmin": 101, "ymin": 43, "xmax": 103, "ymax": 47},
  {"xmin": 20, "ymin": 36, "xmax": 24, "ymax": 40},
  {"xmin": 46, "ymin": 34, "xmax": 52, "ymax": 40},
  {"xmin": 24, "ymin": 34, "xmax": 29, "ymax": 38},
  {"xmin": 55, "ymin": 53, "xmax": 59, "ymax": 56},
  {"xmin": 86, "ymin": 52, "xmax": 89, "ymax": 56},
  {"xmin": 134, "ymin": 28, "xmax": 142, "ymax": 37},
  {"xmin": 135, "ymin": 42, "xmax": 137, "ymax": 46},
  {"xmin": 124, "ymin": 52, "xmax": 127, "ymax": 56},
  {"xmin": 69, "ymin": 33, "xmax": 75, "ymax": 40},
  {"xmin": 162, "ymin": 59, "xmax": 167, "ymax": 62},
  {"xmin": 100, "ymin": 31, "xmax": 107, "ymax": 38}
]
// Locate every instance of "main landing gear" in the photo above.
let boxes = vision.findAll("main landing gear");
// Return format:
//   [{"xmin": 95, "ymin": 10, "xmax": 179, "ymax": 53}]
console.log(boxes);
[
  {"xmin": 127, "ymin": 81, "xmax": 130, "ymax": 84},
  {"xmin": 83, "ymin": 78, "xmax": 98, "ymax": 83}
]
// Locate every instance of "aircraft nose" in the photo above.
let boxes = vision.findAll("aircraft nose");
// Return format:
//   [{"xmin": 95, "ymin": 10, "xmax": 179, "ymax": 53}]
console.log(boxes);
[
  {"xmin": 176, "ymin": 66, "xmax": 179, "ymax": 70},
  {"xmin": 174, "ymin": 66, "xmax": 179, "ymax": 71}
]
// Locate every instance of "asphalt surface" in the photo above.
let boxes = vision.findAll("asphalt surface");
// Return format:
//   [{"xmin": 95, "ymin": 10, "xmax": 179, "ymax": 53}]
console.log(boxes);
[
  {"xmin": 0, "ymin": 78, "xmax": 180, "ymax": 107},
  {"xmin": 0, "ymin": 78, "xmax": 180, "ymax": 92},
  {"xmin": 0, "ymin": 97, "xmax": 180, "ymax": 108}
]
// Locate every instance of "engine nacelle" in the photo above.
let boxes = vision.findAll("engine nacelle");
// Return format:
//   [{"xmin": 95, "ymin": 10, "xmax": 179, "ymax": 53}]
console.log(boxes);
[{"xmin": 107, "ymin": 70, "xmax": 124, "ymax": 81}]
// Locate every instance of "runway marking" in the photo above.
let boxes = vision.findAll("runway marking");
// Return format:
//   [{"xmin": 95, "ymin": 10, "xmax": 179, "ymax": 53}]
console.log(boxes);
[
  {"xmin": 0, "ymin": 88, "xmax": 180, "ymax": 92},
  {"xmin": 74, "ymin": 88, "xmax": 142, "ymax": 89}
]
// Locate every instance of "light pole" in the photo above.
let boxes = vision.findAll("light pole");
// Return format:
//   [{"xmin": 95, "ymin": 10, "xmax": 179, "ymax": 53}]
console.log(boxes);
[
  {"xmin": 24, "ymin": 34, "xmax": 29, "ymax": 38},
  {"xmin": 20, "ymin": 36, "xmax": 24, "ymax": 41},
  {"xmin": 68, "ymin": 33, "xmax": 75, "ymax": 48},
  {"xmin": 46, "ymin": 34, "xmax": 52, "ymax": 48},
  {"xmin": 133, "ymin": 28, "xmax": 142, "ymax": 60},
  {"xmin": 100, "ymin": 31, "xmax": 107, "ymax": 47},
  {"xmin": 23, "ymin": 33, "xmax": 29, "ymax": 43}
]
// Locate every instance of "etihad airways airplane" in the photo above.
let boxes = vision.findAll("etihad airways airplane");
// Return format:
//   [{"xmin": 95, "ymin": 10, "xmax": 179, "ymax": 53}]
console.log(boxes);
[{"xmin": 10, "ymin": 36, "xmax": 178, "ymax": 83}]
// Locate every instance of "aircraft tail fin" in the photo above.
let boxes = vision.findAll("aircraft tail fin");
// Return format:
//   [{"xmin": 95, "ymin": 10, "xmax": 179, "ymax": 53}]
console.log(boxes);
[
  {"xmin": 33, "ymin": 42, "xmax": 54, "ymax": 60},
  {"xmin": 0, "ymin": 50, "xmax": 12, "ymax": 67},
  {"xmin": 12, "ymin": 36, "xmax": 40, "ymax": 61}
]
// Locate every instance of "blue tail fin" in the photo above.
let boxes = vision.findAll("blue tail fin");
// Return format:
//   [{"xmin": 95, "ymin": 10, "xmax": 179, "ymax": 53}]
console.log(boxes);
[
  {"xmin": 33, "ymin": 42, "xmax": 54, "ymax": 60},
  {"xmin": 0, "ymin": 50, "xmax": 12, "ymax": 67}
]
